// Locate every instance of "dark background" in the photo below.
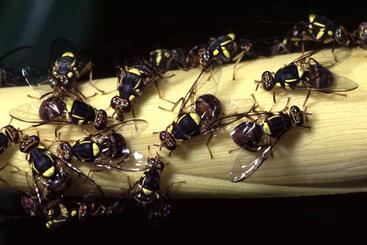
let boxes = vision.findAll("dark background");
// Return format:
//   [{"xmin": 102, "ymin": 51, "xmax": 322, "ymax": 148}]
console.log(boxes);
[{"xmin": 1, "ymin": 0, "xmax": 367, "ymax": 243}]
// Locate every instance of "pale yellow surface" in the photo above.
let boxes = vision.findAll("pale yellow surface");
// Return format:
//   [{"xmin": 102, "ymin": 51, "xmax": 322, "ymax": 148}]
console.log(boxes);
[{"xmin": 0, "ymin": 48, "xmax": 366, "ymax": 198}]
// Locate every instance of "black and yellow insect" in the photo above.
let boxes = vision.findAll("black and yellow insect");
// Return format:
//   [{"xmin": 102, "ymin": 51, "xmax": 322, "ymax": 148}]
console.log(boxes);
[
  {"xmin": 19, "ymin": 134, "xmax": 103, "ymax": 211},
  {"xmin": 131, "ymin": 155, "xmax": 171, "ymax": 225},
  {"xmin": 257, "ymin": 50, "xmax": 358, "ymax": 98},
  {"xmin": 230, "ymin": 99, "xmax": 309, "ymax": 182},
  {"xmin": 158, "ymin": 69, "xmax": 224, "ymax": 158},
  {"xmin": 10, "ymin": 96, "xmax": 108, "ymax": 130},
  {"xmin": 57, "ymin": 124, "xmax": 147, "ymax": 172},
  {"xmin": 22, "ymin": 39, "xmax": 95, "ymax": 100},
  {"xmin": 111, "ymin": 63, "xmax": 162, "ymax": 120},
  {"xmin": 199, "ymin": 33, "xmax": 253, "ymax": 79}
]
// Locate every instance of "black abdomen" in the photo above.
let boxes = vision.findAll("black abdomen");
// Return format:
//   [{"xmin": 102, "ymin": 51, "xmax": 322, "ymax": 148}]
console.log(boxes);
[
  {"xmin": 69, "ymin": 100, "xmax": 96, "ymax": 124},
  {"xmin": 29, "ymin": 148, "xmax": 54, "ymax": 175},
  {"xmin": 72, "ymin": 141, "xmax": 97, "ymax": 162}
]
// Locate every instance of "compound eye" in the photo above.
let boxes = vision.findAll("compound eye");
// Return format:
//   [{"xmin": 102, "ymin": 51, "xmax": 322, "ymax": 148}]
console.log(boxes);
[{"xmin": 261, "ymin": 71, "xmax": 275, "ymax": 91}]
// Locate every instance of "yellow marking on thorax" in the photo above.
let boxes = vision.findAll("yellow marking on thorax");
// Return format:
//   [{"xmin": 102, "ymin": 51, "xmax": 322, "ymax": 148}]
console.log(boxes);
[
  {"xmin": 222, "ymin": 48, "xmax": 230, "ymax": 59},
  {"xmin": 129, "ymin": 68, "xmax": 141, "ymax": 76},
  {"xmin": 227, "ymin": 33, "xmax": 235, "ymax": 40},
  {"xmin": 316, "ymin": 29, "xmax": 325, "ymax": 40},
  {"xmin": 62, "ymin": 51, "xmax": 75, "ymax": 58},
  {"xmin": 309, "ymin": 14, "xmax": 316, "ymax": 23}
]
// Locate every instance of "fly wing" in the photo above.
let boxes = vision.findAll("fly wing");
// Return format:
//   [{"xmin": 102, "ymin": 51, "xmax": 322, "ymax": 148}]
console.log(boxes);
[
  {"xmin": 22, "ymin": 65, "xmax": 53, "ymax": 97},
  {"xmin": 9, "ymin": 101, "xmax": 44, "ymax": 123},
  {"xmin": 229, "ymin": 143, "xmax": 274, "ymax": 182}
]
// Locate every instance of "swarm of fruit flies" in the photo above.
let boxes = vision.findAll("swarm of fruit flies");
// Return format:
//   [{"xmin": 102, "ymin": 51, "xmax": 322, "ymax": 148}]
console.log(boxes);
[{"xmin": 0, "ymin": 14, "xmax": 362, "ymax": 228}]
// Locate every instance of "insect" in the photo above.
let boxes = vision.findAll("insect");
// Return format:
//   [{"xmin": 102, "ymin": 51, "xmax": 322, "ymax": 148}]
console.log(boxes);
[
  {"xmin": 0, "ymin": 46, "xmax": 35, "ymax": 87},
  {"xmin": 22, "ymin": 39, "xmax": 102, "ymax": 100},
  {"xmin": 110, "ymin": 63, "xmax": 168, "ymax": 121},
  {"xmin": 129, "ymin": 154, "xmax": 171, "ymax": 225},
  {"xmin": 0, "ymin": 124, "xmax": 22, "ymax": 154},
  {"xmin": 57, "ymin": 120, "xmax": 148, "ymax": 172},
  {"xmin": 351, "ymin": 22, "xmax": 367, "ymax": 48},
  {"xmin": 157, "ymin": 68, "xmax": 224, "ymax": 158},
  {"xmin": 19, "ymin": 134, "xmax": 104, "ymax": 210},
  {"xmin": 272, "ymin": 15, "xmax": 350, "ymax": 56},
  {"xmin": 10, "ymin": 96, "xmax": 108, "ymax": 131},
  {"xmin": 229, "ymin": 96, "xmax": 311, "ymax": 182},
  {"xmin": 199, "ymin": 33, "xmax": 253, "ymax": 80},
  {"xmin": 148, "ymin": 48, "xmax": 190, "ymax": 73},
  {"xmin": 256, "ymin": 49, "xmax": 358, "ymax": 104}
]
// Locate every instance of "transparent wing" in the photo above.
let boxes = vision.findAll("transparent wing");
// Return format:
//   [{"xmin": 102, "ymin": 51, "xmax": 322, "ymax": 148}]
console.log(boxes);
[
  {"xmin": 101, "ymin": 150, "xmax": 147, "ymax": 172},
  {"xmin": 313, "ymin": 48, "xmax": 353, "ymax": 68},
  {"xmin": 9, "ymin": 101, "xmax": 44, "ymax": 123},
  {"xmin": 9, "ymin": 101, "xmax": 67, "ymax": 125},
  {"xmin": 56, "ymin": 157, "xmax": 105, "ymax": 198},
  {"xmin": 22, "ymin": 65, "xmax": 51, "ymax": 88},
  {"xmin": 178, "ymin": 65, "xmax": 221, "ymax": 114},
  {"xmin": 229, "ymin": 142, "xmax": 275, "ymax": 182},
  {"xmin": 92, "ymin": 119, "xmax": 149, "ymax": 139},
  {"xmin": 295, "ymin": 69, "xmax": 358, "ymax": 93},
  {"xmin": 202, "ymin": 98, "xmax": 265, "ymax": 134}
]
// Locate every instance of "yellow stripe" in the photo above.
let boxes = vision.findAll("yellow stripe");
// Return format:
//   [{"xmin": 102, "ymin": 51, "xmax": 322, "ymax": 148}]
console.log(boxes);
[
  {"xmin": 222, "ymin": 48, "xmax": 230, "ymax": 59},
  {"xmin": 227, "ymin": 33, "xmax": 235, "ymax": 40},
  {"xmin": 43, "ymin": 166, "xmax": 55, "ymax": 178},
  {"xmin": 129, "ymin": 68, "xmax": 141, "ymax": 76},
  {"xmin": 263, "ymin": 122, "xmax": 272, "ymax": 135},
  {"xmin": 309, "ymin": 14, "xmax": 316, "ymax": 23},
  {"xmin": 92, "ymin": 143, "xmax": 100, "ymax": 157},
  {"xmin": 189, "ymin": 113, "xmax": 201, "ymax": 126},
  {"xmin": 62, "ymin": 51, "xmax": 75, "ymax": 58}
]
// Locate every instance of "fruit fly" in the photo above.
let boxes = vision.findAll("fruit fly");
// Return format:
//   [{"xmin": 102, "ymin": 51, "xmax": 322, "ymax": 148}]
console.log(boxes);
[
  {"xmin": 272, "ymin": 14, "xmax": 351, "ymax": 55},
  {"xmin": 0, "ymin": 124, "xmax": 22, "ymax": 154},
  {"xmin": 199, "ymin": 33, "xmax": 253, "ymax": 80},
  {"xmin": 10, "ymin": 96, "xmax": 108, "ymax": 130},
  {"xmin": 19, "ymin": 134, "xmax": 104, "ymax": 211},
  {"xmin": 0, "ymin": 46, "xmax": 35, "ymax": 87},
  {"xmin": 57, "ymin": 120, "xmax": 148, "ymax": 172},
  {"xmin": 22, "ymin": 39, "xmax": 102, "ymax": 100},
  {"xmin": 111, "ymin": 63, "xmax": 168, "ymax": 121},
  {"xmin": 256, "ymin": 49, "xmax": 358, "ymax": 105},
  {"xmin": 129, "ymin": 154, "xmax": 171, "ymax": 225},
  {"xmin": 148, "ymin": 48, "xmax": 189, "ymax": 73},
  {"xmin": 229, "ymin": 96, "xmax": 312, "ymax": 182},
  {"xmin": 351, "ymin": 22, "xmax": 367, "ymax": 48},
  {"xmin": 157, "ymin": 68, "xmax": 223, "ymax": 158},
  {"xmin": 156, "ymin": 68, "xmax": 256, "ymax": 158}
]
